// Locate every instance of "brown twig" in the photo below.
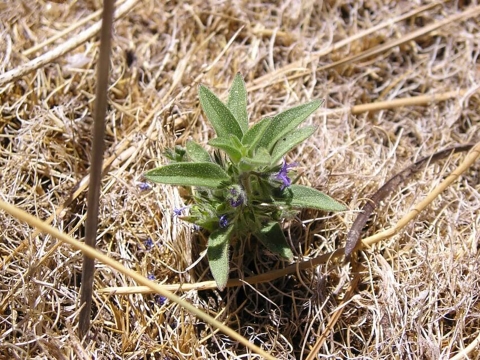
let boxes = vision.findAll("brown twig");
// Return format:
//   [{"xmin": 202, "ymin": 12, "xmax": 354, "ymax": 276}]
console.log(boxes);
[
  {"xmin": 78, "ymin": 0, "xmax": 115, "ymax": 339},
  {"xmin": 344, "ymin": 144, "xmax": 475, "ymax": 261}
]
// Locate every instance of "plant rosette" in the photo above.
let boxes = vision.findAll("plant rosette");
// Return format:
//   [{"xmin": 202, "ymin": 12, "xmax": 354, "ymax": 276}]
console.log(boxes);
[{"xmin": 145, "ymin": 74, "xmax": 345, "ymax": 290}]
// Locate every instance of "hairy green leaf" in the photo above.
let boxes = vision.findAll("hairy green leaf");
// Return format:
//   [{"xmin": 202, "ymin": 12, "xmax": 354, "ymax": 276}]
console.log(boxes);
[
  {"xmin": 238, "ymin": 148, "xmax": 272, "ymax": 172},
  {"xmin": 242, "ymin": 117, "xmax": 270, "ymax": 149},
  {"xmin": 257, "ymin": 100, "xmax": 323, "ymax": 152},
  {"xmin": 270, "ymin": 126, "xmax": 317, "ymax": 164},
  {"xmin": 256, "ymin": 222, "xmax": 293, "ymax": 260},
  {"xmin": 251, "ymin": 147, "xmax": 272, "ymax": 166},
  {"xmin": 208, "ymin": 135, "xmax": 243, "ymax": 163},
  {"xmin": 208, "ymin": 226, "xmax": 233, "ymax": 290},
  {"xmin": 145, "ymin": 162, "xmax": 229, "ymax": 188},
  {"xmin": 277, "ymin": 184, "xmax": 346, "ymax": 211},
  {"xmin": 186, "ymin": 140, "xmax": 211, "ymax": 162},
  {"xmin": 199, "ymin": 85, "xmax": 243, "ymax": 139},
  {"xmin": 227, "ymin": 73, "xmax": 248, "ymax": 133}
]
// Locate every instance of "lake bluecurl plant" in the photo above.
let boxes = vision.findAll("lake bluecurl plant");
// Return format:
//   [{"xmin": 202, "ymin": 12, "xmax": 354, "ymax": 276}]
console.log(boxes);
[{"xmin": 145, "ymin": 74, "xmax": 345, "ymax": 290}]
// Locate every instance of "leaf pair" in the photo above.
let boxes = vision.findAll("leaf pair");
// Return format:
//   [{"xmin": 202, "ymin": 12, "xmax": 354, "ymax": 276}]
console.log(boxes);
[
  {"xmin": 200, "ymin": 73, "xmax": 323, "ymax": 168},
  {"xmin": 198, "ymin": 74, "xmax": 247, "ymax": 140}
]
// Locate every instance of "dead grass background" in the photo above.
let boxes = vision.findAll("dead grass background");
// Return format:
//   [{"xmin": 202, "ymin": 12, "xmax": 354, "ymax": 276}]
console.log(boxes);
[{"xmin": 1, "ymin": 0, "xmax": 479, "ymax": 359}]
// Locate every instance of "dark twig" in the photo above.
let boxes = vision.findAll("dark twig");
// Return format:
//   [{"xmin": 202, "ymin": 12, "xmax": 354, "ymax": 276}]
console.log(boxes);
[
  {"xmin": 344, "ymin": 144, "xmax": 475, "ymax": 262},
  {"xmin": 78, "ymin": 0, "xmax": 115, "ymax": 339}
]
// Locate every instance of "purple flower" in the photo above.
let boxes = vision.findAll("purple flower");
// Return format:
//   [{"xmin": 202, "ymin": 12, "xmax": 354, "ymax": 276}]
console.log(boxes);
[
  {"xmin": 144, "ymin": 238, "xmax": 154, "ymax": 249},
  {"xmin": 137, "ymin": 182, "xmax": 151, "ymax": 191},
  {"xmin": 155, "ymin": 295, "xmax": 167, "ymax": 306},
  {"xmin": 230, "ymin": 198, "xmax": 243, "ymax": 207},
  {"xmin": 276, "ymin": 159, "xmax": 297, "ymax": 190},
  {"xmin": 147, "ymin": 274, "xmax": 155, "ymax": 281},
  {"xmin": 219, "ymin": 215, "xmax": 229, "ymax": 228},
  {"xmin": 173, "ymin": 206, "xmax": 188, "ymax": 216}
]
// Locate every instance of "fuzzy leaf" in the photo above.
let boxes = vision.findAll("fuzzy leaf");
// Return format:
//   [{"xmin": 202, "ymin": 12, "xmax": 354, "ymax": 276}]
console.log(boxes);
[
  {"xmin": 208, "ymin": 226, "xmax": 233, "ymax": 290},
  {"xmin": 227, "ymin": 73, "xmax": 248, "ymax": 133},
  {"xmin": 186, "ymin": 140, "xmax": 211, "ymax": 162},
  {"xmin": 163, "ymin": 146, "xmax": 187, "ymax": 163},
  {"xmin": 253, "ymin": 147, "xmax": 272, "ymax": 164},
  {"xmin": 242, "ymin": 117, "xmax": 270, "ymax": 149},
  {"xmin": 270, "ymin": 126, "xmax": 317, "ymax": 164},
  {"xmin": 208, "ymin": 135, "xmax": 243, "ymax": 163},
  {"xmin": 145, "ymin": 162, "xmax": 229, "ymax": 188},
  {"xmin": 257, "ymin": 100, "xmax": 323, "ymax": 152},
  {"xmin": 277, "ymin": 184, "xmax": 346, "ymax": 211},
  {"xmin": 199, "ymin": 85, "xmax": 243, "ymax": 139},
  {"xmin": 256, "ymin": 222, "xmax": 293, "ymax": 260},
  {"xmin": 238, "ymin": 147, "xmax": 272, "ymax": 172}
]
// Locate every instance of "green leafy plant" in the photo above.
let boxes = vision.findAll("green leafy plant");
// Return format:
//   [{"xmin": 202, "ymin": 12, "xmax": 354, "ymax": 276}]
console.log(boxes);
[{"xmin": 145, "ymin": 74, "xmax": 345, "ymax": 290}]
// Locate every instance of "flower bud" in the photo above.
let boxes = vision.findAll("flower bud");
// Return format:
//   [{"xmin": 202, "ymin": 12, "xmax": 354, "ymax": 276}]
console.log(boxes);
[{"xmin": 226, "ymin": 184, "xmax": 245, "ymax": 207}]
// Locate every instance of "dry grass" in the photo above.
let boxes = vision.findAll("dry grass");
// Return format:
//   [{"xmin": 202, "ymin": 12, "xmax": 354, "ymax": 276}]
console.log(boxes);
[{"xmin": 1, "ymin": 0, "xmax": 480, "ymax": 359}]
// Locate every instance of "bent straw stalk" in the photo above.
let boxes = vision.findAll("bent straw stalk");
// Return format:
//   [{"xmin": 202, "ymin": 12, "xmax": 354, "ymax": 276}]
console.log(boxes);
[
  {"xmin": 0, "ymin": 199, "xmax": 277, "ymax": 360},
  {"xmin": 344, "ymin": 144, "xmax": 474, "ymax": 261}
]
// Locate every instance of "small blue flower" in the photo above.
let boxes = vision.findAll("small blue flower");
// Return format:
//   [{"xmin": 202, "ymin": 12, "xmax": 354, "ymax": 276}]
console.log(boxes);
[
  {"xmin": 230, "ymin": 198, "xmax": 243, "ymax": 207},
  {"xmin": 155, "ymin": 295, "xmax": 167, "ymax": 306},
  {"xmin": 137, "ymin": 182, "xmax": 151, "ymax": 191},
  {"xmin": 219, "ymin": 215, "xmax": 229, "ymax": 228},
  {"xmin": 144, "ymin": 238, "xmax": 154, "ymax": 249},
  {"xmin": 173, "ymin": 206, "xmax": 188, "ymax": 216},
  {"xmin": 276, "ymin": 159, "xmax": 297, "ymax": 190},
  {"xmin": 147, "ymin": 274, "xmax": 155, "ymax": 281}
]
